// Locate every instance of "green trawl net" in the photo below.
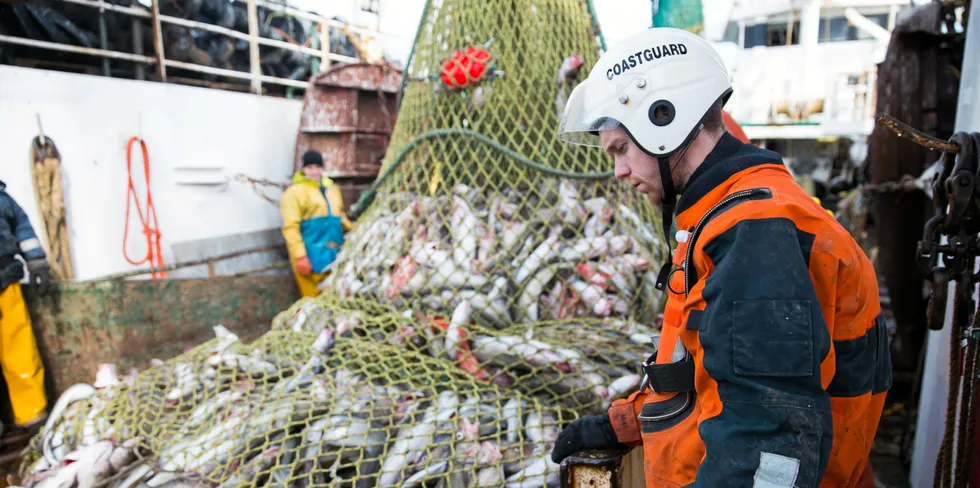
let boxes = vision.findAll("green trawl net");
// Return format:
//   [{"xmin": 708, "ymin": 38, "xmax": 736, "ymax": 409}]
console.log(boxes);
[{"xmin": 20, "ymin": 1, "xmax": 670, "ymax": 487}]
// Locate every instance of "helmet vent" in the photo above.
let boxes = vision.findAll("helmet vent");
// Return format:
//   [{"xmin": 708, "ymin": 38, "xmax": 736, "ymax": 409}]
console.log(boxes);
[{"xmin": 649, "ymin": 100, "xmax": 675, "ymax": 127}]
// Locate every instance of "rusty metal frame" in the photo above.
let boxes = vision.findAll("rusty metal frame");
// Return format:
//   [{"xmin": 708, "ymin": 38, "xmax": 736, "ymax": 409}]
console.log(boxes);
[
  {"xmin": 293, "ymin": 62, "xmax": 401, "ymax": 206},
  {"xmin": 560, "ymin": 447, "xmax": 645, "ymax": 488}
]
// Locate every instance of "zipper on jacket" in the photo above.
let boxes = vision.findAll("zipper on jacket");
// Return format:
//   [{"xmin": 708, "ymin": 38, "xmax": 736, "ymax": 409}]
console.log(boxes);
[{"xmin": 683, "ymin": 188, "xmax": 773, "ymax": 297}]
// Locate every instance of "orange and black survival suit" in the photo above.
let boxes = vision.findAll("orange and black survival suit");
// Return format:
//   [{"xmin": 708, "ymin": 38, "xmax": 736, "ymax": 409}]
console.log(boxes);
[{"xmin": 552, "ymin": 133, "xmax": 891, "ymax": 488}]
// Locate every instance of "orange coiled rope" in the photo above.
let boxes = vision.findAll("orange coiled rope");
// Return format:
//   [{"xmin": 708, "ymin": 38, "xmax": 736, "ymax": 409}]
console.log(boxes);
[{"xmin": 123, "ymin": 136, "xmax": 166, "ymax": 279}]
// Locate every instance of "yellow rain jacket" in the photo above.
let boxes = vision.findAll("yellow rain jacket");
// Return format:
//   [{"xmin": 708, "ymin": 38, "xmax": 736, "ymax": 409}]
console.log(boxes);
[{"xmin": 280, "ymin": 172, "xmax": 353, "ymax": 297}]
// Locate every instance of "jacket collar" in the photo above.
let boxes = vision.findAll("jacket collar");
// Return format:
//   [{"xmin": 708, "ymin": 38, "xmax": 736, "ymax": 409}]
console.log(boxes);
[
  {"xmin": 291, "ymin": 171, "xmax": 333, "ymax": 188},
  {"xmin": 674, "ymin": 133, "xmax": 784, "ymax": 228}
]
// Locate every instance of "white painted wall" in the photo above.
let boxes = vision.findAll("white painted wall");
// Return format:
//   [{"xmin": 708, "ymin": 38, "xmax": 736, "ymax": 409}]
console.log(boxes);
[{"xmin": 0, "ymin": 66, "xmax": 302, "ymax": 281}]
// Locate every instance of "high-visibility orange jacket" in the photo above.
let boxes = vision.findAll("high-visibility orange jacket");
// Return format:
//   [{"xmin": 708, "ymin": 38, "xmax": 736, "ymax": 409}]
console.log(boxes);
[{"xmin": 609, "ymin": 133, "xmax": 891, "ymax": 487}]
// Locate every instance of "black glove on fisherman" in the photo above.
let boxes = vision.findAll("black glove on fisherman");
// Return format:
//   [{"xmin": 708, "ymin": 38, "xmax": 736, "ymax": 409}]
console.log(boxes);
[
  {"xmin": 551, "ymin": 414, "xmax": 623, "ymax": 463},
  {"xmin": 26, "ymin": 258, "xmax": 50, "ymax": 292}
]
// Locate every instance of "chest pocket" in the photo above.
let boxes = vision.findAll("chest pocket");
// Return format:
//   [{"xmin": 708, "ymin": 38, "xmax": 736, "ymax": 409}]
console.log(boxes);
[{"xmin": 300, "ymin": 186, "xmax": 344, "ymax": 274}]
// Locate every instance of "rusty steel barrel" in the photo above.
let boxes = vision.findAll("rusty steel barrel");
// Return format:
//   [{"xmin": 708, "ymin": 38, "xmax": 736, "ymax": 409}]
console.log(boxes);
[{"xmin": 294, "ymin": 62, "xmax": 402, "ymax": 207}]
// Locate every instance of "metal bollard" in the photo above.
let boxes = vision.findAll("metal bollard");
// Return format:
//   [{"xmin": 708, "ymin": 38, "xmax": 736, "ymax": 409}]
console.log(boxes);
[{"xmin": 559, "ymin": 446, "xmax": 645, "ymax": 488}]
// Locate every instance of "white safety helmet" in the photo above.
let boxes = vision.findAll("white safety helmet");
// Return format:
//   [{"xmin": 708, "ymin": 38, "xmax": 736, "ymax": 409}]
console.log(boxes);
[
  {"xmin": 558, "ymin": 28, "xmax": 733, "ymax": 293},
  {"xmin": 557, "ymin": 27, "xmax": 732, "ymax": 157}
]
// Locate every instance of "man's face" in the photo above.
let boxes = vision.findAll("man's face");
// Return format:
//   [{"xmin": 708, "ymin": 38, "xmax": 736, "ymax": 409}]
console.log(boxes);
[
  {"xmin": 601, "ymin": 127, "xmax": 664, "ymax": 205},
  {"xmin": 303, "ymin": 164, "xmax": 324, "ymax": 181}
]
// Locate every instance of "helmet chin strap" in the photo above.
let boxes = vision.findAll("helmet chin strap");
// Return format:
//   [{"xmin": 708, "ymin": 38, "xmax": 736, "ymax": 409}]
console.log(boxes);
[
  {"xmin": 653, "ymin": 125, "xmax": 701, "ymax": 292},
  {"xmin": 654, "ymin": 156, "xmax": 676, "ymax": 292}
]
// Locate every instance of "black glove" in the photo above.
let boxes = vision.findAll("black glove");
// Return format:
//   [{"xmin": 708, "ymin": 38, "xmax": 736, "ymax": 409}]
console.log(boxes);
[
  {"xmin": 26, "ymin": 258, "xmax": 51, "ymax": 289},
  {"xmin": 551, "ymin": 414, "xmax": 623, "ymax": 464}
]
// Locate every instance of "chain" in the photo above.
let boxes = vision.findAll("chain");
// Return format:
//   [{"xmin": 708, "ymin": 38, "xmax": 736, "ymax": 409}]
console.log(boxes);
[
  {"xmin": 231, "ymin": 173, "xmax": 289, "ymax": 206},
  {"xmin": 855, "ymin": 174, "xmax": 927, "ymax": 194}
]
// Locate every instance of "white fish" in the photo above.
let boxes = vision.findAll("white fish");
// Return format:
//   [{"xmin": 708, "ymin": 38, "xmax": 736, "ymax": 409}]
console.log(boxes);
[
  {"xmin": 518, "ymin": 265, "xmax": 558, "ymax": 321},
  {"xmin": 618, "ymin": 204, "xmax": 657, "ymax": 244},
  {"xmin": 314, "ymin": 415, "xmax": 385, "ymax": 449},
  {"xmin": 593, "ymin": 297, "xmax": 613, "ymax": 316},
  {"xmin": 121, "ymin": 367, "xmax": 139, "ymax": 386},
  {"xmin": 411, "ymin": 240, "xmax": 451, "ymax": 268},
  {"xmin": 584, "ymin": 214, "xmax": 609, "ymax": 238},
  {"xmin": 478, "ymin": 228, "xmax": 496, "ymax": 265},
  {"xmin": 608, "ymin": 374, "xmax": 643, "ymax": 399},
  {"xmin": 108, "ymin": 439, "xmax": 139, "ymax": 471},
  {"xmin": 505, "ymin": 454, "xmax": 560, "ymax": 488},
  {"xmin": 476, "ymin": 465, "xmax": 505, "ymax": 487},
  {"xmin": 495, "ymin": 199, "xmax": 518, "ymax": 219},
  {"xmin": 215, "ymin": 446, "xmax": 281, "ymax": 488},
  {"xmin": 401, "ymin": 460, "xmax": 448, "ymax": 488},
  {"xmin": 570, "ymin": 280, "xmax": 604, "ymax": 307},
  {"xmin": 608, "ymin": 235, "xmax": 632, "ymax": 255},
  {"xmin": 558, "ymin": 180, "xmax": 587, "ymax": 225},
  {"xmin": 555, "ymin": 348, "xmax": 583, "ymax": 363},
  {"xmin": 501, "ymin": 337, "xmax": 567, "ymax": 369},
  {"xmin": 446, "ymin": 300, "xmax": 473, "ymax": 358},
  {"xmin": 212, "ymin": 323, "xmax": 238, "ymax": 341},
  {"xmin": 33, "ymin": 462, "xmax": 79, "ymax": 488},
  {"xmin": 582, "ymin": 197, "xmax": 609, "ymax": 215},
  {"xmin": 524, "ymin": 412, "xmax": 559, "ymax": 444},
  {"xmin": 210, "ymin": 324, "xmax": 240, "ymax": 353},
  {"xmin": 583, "ymin": 371, "xmax": 610, "ymax": 402},
  {"xmin": 312, "ymin": 327, "xmax": 334, "ymax": 355},
  {"xmin": 379, "ymin": 392, "xmax": 458, "ymax": 486},
  {"xmin": 165, "ymin": 362, "xmax": 200, "ymax": 403},
  {"xmin": 515, "ymin": 235, "xmax": 559, "ymax": 284},
  {"xmin": 69, "ymin": 440, "xmax": 114, "ymax": 488},
  {"xmin": 560, "ymin": 237, "xmax": 609, "ymax": 261},
  {"xmin": 425, "ymin": 259, "xmax": 489, "ymax": 290},
  {"xmin": 629, "ymin": 332, "xmax": 657, "ymax": 345},
  {"xmin": 502, "ymin": 399, "xmax": 523, "ymax": 443},
  {"xmin": 42, "ymin": 383, "xmax": 95, "ymax": 465},
  {"xmin": 618, "ymin": 253, "xmax": 650, "ymax": 271},
  {"xmin": 206, "ymin": 353, "xmax": 277, "ymax": 376},
  {"xmin": 501, "ymin": 221, "xmax": 527, "ymax": 250},
  {"xmin": 114, "ymin": 463, "xmax": 152, "ymax": 488},
  {"xmin": 93, "ymin": 363, "xmax": 120, "ymax": 390},
  {"xmin": 145, "ymin": 471, "xmax": 181, "ymax": 488},
  {"xmin": 452, "ymin": 196, "xmax": 482, "ymax": 270},
  {"xmin": 611, "ymin": 296, "xmax": 631, "ymax": 315}
]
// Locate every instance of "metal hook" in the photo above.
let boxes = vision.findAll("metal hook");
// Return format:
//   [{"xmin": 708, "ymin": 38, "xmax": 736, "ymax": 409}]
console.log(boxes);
[{"xmin": 36, "ymin": 113, "xmax": 46, "ymax": 147}]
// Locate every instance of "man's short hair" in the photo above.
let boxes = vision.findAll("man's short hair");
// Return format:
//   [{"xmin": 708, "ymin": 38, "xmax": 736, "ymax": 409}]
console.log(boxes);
[
  {"xmin": 302, "ymin": 150, "xmax": 324, "ymax": 167},
  {"xmin": 702, "ymin": 100, "xmax": 726, "ymax": 134}
]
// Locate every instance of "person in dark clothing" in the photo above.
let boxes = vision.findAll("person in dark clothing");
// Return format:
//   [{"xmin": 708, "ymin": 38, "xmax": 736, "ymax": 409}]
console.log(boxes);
[{"xmin": 0, "ymin": 180, "xmax": 49, "ymax": 430}]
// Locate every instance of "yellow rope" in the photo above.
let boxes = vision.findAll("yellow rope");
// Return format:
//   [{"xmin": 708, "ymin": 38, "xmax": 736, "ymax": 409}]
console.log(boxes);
[{"xmin": 29, "ymin": 136, "xmax": 74, "ymax": 282}]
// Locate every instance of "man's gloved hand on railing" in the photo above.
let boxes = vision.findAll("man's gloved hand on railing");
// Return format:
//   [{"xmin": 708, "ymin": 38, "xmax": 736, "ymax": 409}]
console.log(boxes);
[{"xmin": 551, "ymin": 413, "xmax": 625, "ymax": 464}]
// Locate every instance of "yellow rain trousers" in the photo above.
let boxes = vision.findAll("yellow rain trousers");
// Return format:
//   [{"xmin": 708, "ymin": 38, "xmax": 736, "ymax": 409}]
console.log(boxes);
[
  {"xmin": 280, "ymin": 172, "xmax": 353, "ymax": 297},
  {"xmin": 0, "ymin": 282, "xmax": 47, "ymax": 425}
]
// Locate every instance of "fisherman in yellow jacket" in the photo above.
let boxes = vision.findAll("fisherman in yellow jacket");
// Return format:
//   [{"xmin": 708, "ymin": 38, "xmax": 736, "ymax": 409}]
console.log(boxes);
[
  {"xmin": 0, "ymin": 180, "xmax": 50, "ymax": 432},
  {"xmin": 280, "ymin": 151, "xmax": 353, "ymax": 297}
]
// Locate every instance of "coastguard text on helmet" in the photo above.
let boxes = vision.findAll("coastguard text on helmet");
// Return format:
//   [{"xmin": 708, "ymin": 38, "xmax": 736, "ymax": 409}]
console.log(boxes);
[{"xmin": 606, "ymin": 43, "xmax": 688, "ymax": 80}]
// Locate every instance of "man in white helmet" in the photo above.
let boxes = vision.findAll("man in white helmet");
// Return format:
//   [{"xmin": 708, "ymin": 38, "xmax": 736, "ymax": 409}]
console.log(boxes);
[{"xmin": 550, "ymin": 28, "xmax": 889, "ymax": 488}]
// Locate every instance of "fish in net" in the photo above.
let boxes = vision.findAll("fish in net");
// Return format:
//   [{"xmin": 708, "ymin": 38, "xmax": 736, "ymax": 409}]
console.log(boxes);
[{"xmin": 17, "ymin": 0, "xmax": 672, "ymax": 485}]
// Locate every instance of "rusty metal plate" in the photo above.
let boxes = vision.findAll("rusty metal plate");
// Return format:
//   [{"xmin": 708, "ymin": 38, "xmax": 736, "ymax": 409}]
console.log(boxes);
[
  {"xmin": 299, "ymin": 87, "xmax": 396, "ymax": 135},
  {"xmin": 20, "ymin": 275, "xmax": 300, "ymax": 397},
  {"xmin": 311, "ymin": 62, "xmax": 402, "ymax": 93},
  {"xmin": 560, "ymin": 447, "xmax": 645, "ymax": 488},
  {"xmin": 296, "ymin": 132, "xmax": 388, "ymax": 178},
  {"xmin": 301, "ymin": 87, "xmax": 361, "ymax": 133},
  {"xmin": 294, "ymin": 62, "xmax": 401, "ymax": 177}
]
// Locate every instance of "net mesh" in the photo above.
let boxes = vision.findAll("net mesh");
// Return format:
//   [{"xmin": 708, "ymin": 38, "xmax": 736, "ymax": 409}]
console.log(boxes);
[{"xmin": 20, "ymin": 1, "xmax": 670, "ymax": 486}]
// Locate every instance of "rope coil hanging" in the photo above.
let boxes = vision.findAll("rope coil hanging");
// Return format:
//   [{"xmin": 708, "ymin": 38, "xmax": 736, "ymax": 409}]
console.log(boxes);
[{"xmin": 123, "ymin": 136, "xmax": 166, "ymax": 279}]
